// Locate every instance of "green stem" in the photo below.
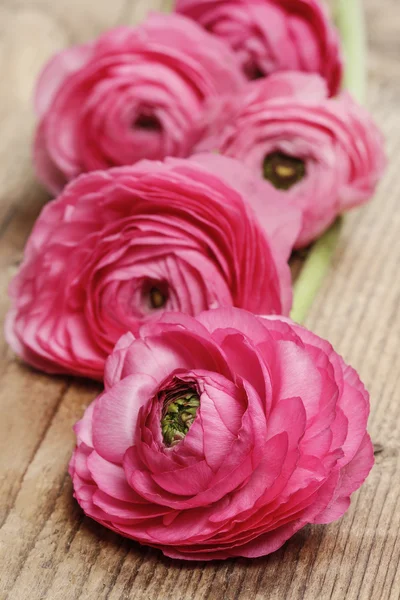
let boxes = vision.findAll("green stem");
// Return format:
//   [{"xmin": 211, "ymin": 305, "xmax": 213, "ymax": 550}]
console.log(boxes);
[
  {"xmin": 334, "ymin": 0, "xmax": 367, "ymax": 102},
  {"xmin": 290, "ymin": 0, "xmax": 367, "ymax": 323},
  {"xmin": 290, "ymin": 219, "xmax": 342, "ymax": 323}
]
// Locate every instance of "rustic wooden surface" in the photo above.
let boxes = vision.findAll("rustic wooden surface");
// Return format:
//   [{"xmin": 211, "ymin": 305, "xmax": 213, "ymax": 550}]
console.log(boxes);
[{"xmin": 0, "ymin": 0, "xmax": 399, "ymax": 598}]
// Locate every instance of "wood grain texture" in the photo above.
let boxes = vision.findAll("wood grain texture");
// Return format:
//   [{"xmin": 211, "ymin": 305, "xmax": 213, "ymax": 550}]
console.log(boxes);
[{"xmin": 0, "ymin": 0, "xmax": 399, "ymax": 598}]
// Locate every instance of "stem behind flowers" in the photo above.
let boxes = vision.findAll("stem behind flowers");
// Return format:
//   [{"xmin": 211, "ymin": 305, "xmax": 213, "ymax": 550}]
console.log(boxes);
[
  {"xmin": 334, "ymin": 0, "xmax": 367, "ymax": 103},
  {"xmin": 290, "ymin": 0, "xmax": 367, "ymax": 324}
]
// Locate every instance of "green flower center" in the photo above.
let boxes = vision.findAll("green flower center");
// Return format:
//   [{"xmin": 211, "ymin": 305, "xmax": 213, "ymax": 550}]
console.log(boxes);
[
  {"xmin": 160, "ymin": 382, "xmax": 200, "ymax": 447},
  {"xmin": 149, "ymin": 286, "xmax": 167, "ymax": 309},
  {"xmin": 263, "ymin": 152, "xmax": 306, "ymax": 190},
  {"xmin": 143, "ymin": 280, "xmax": 169, "ymax": 310}
]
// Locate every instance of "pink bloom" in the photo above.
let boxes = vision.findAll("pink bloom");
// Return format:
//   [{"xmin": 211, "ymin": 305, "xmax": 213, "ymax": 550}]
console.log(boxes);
[
  {"xmin": 6, "ymin": 155, "xmax": 299, "ymax": 380},
  {"xmin": 33, "ymin": 13, "xmax": 245, "ymax": 194},
  {"xmin": 175, "ymin": 0, "xmax": 343, "ymax": 95},
  {"xmin": 210, "ymin": 73, "xmax": 386, "ymax": 247},
  {"xmin": 69, "ymin": 307, "xmax": 374, "ymax": 560}
]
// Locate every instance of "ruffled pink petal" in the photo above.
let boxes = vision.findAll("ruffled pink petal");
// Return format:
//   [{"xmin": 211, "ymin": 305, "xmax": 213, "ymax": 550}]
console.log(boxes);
[{"xmin": 92, "ymin": 374, "xmax": 157, "ymax": 463}]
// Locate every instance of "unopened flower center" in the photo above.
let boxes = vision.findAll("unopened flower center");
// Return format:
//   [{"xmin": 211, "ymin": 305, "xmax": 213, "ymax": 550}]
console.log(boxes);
[
  {"xmin": 133, "ymin": 113, "xmax": 161, "ymax": 132},
  {"xmin": 249, "ymin": 65, "xmax": 265, "ymax": 80},
  {"xmin": 263, "ymin": 152, "xmax": 306, "ymax": 190},
  {"xmin": 142, "ymin": 280, "xmax": 169, "ymax": 311},
  {"xmin": 149, "ymin": 286, "xmax": 167, "ymax": 309},
  {"xmin": 160, "ymin": 382, "xmax": 200, "ymax": 447}
]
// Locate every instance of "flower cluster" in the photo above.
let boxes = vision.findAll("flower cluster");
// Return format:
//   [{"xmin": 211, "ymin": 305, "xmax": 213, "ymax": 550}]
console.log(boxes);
[{"xmin": 6, "ymin": 0, "xmax": 382, "ymax": 560}]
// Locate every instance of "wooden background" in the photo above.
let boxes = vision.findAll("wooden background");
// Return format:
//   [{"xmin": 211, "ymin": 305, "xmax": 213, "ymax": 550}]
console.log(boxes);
[{"xmin": 0, "ymin": 0, "xmax": 399, "ymax": 598}]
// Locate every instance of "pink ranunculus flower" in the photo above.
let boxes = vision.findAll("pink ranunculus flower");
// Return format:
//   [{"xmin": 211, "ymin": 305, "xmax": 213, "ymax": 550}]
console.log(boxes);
[
  {"xmin": 33, "ymin": 13, "xmax": 245, "ymax": 195},
  {"xmin": 175, "ymin": 0, "xmax": 343, "ymax": 95},
  {"xmin": 6, "ymin": 155, "xmax": 300, "ymax": 380},
  {"xmin": 210, "ymin": 72, "xmax": 386, "ymax": 248},
  {"xmin": 69, "ymin": 307, "xmax": 374, "ymax": 560}
]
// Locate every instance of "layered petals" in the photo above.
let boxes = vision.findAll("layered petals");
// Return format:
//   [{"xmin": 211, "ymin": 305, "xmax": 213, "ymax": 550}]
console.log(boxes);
[
  {"xmin": 33, "ymin": 13, "xmax": 245, "ymax": 194},
  {"xmin": 209, "ymin": 73, "xmax": 386, "ymax": 247},
  {"xmin": 6, "ymin": 156, "xmax": 299, "ymax": 379},
  {"xmin": 69, "ymin": 308, "xmax": 374, "ymax": 560},
  {"xmin": 175, "ymin": 0, "xmax": 343, "ymax": 95}
]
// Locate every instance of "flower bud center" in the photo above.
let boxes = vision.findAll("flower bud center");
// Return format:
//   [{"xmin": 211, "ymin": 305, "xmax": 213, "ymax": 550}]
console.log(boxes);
[
  {"xmin": 149, "ymin": 286, "xmax": 167, "ymax": 309},
  {"xmin": 134, "ymin": 113, "xmax": 161, "ymax": 132},
  {"xmin": 263, "ymin": 152, "xmax": 306, "ymax": 190},
  {"xmin": 249, "ymin": 65, "xmax": 265, "ymax": 80},
  {"xmin": 160, "ymin": 381, "xmax": 200, "ymax": 447}
]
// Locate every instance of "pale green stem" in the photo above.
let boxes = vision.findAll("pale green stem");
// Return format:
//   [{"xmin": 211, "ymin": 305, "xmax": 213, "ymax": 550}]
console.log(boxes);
[
  {"xmin": 290, "ymin": 219, "xmax": 343, "ymax": 323},
  {"xmin": 335, "ymin": 0, "xmax": 367, "ymax": 102},
  {"xmin": 290, "ymin": 0, "xmax": 367, "ymax": 324}
]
